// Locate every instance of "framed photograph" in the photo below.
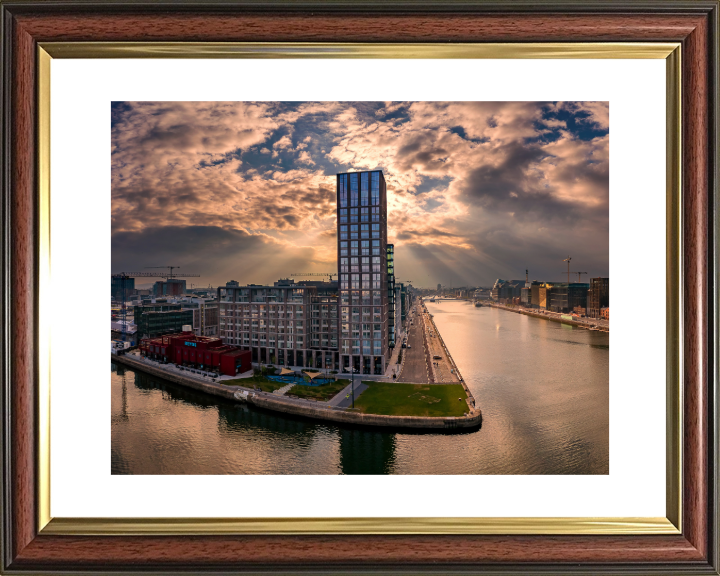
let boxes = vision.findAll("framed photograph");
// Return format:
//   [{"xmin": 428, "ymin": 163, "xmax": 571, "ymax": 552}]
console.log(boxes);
[{"xmin": 1, "ymin": 1, "xmax": 717, "ymax": 574}]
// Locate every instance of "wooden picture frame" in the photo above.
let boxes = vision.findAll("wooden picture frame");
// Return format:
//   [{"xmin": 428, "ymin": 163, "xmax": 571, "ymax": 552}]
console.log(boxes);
[{"xmin": 1, "ymin": 1, "xmax": 717, "ymax": 573}]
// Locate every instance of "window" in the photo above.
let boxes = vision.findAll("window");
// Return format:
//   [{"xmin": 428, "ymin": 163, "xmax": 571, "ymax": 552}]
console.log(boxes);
[
  {"xmin": 373, "ymin": 340, "xmax": 382, "ymax": 355},
  {"xmin": 350, "ymin": 224, "xmax": 358, "ymax": 239},
  {"xmin": 373, "ymin": 324, "xmax": 382, "ymax": 339},
  {"xmin": 339, "ymin": 224, "xmax": 348, "ymax": 240},
  {"xmin": 350, "ymin": 207, "xmax": 358, "ymax": 223},
  {"xmin": 341, "ymin": 307, "xmax": 349, "ymax": 321},
  {"xmin": 351, "ymin": 274, "xmax": 360, "ymax": 289},
  {"xmin": 360, "ymin": 224, "xmax": 369, "ymax": 239},
  {"xmin": 362, "ymin": 291, "xmax": 371, "ymax": 305},
  {"xmin": 340, "ymin": 249, "xmax": 348, "ymax": 257},
  {"xmin": 371, "ymin": 172, "xmax": 380, "ymax": 204},
  {"xmin": 363, "ymin": 340, "xmax": 372, "ymax": 354},
  {"xmin": 372, "ymin": 256, "xmax": 382, "ymax": 272},
  {"xmin": 362, "ymin": 273, "xmax": 370, "ymax": 288},
  {"xmin": 339, "ymin": 213, "xmax": 347, "ymax": 224},
  {"xmin": 360, "ymin": 172, "xmax": 369, "ymax": 206},
  {"xmin": 350, "ymin": 258, "xmax": 359, "ymax": 273},
  {"xmin": 373, "ymin": 278, "xmax": 381, "ymax": 289},
  {"xmin": 339, "ymin": 174, "xmax": 348, "ymax": 207},
  {"xmin": 350, "ymin": 173, "xmax": 358, "ymax": 206},
  {"xmin": 361, "ymin": 240, "xmax": 370, "ymax": 255},
  {"xmin": 362, "ymin": 324, "xmax": 371, "ymax": 338},
  {"xmin": 340, "ymin": 258, "xmax": 348, "ymax": 273},
  {"xmin": 351, "ymin": 241, "xmax": 359, "ymax": 256},
  {"xmin": 361, "ymin": 207, "xmax": 369, "ymax": 222}
]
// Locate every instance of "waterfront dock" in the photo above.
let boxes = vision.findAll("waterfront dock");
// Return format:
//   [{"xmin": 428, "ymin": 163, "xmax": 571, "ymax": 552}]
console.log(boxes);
[{"xmin": 113, "ymin": 352, "xmax": 482, "ymax": 431}]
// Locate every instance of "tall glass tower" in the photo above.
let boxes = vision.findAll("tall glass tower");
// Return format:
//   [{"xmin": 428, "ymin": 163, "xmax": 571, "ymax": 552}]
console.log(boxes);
[{"xmin": 336, "ymin": 170, "xmax": 388, "ymax": 375}]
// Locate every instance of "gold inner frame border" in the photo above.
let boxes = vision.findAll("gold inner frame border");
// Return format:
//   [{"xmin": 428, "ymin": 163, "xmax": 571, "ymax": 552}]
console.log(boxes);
[{"xmin": 36, "ymin": 42, "xmax": 682, "ymax": 536}]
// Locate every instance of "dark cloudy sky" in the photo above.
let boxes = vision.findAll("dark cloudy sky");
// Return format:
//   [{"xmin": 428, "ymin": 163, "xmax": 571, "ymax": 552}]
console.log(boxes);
[{"xmin": 112, "ymin": 101, "xmax": 609, "ymax": 288}]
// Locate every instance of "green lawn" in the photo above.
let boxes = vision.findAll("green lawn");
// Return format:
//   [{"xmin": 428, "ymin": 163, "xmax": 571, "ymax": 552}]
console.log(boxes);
[
  {"xmin": 222, "ymin": 374, "xmax": 286, "ymax": 393},
  {"xmin": 353, "ymin": 382, "xmax": 469, "ymax": 417},
  {"xmin": 286, "ymin": 379, "xmax": 350, "ymax": 401}
]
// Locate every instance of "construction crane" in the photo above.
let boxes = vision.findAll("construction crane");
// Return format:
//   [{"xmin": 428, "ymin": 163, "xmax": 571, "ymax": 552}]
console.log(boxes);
[
  {"xmin": 290, "ymin": 272, "xmax": 337, "ymax": 282},
  {"xmin": 111, "ymin": 270, "xmax": 200, "ymax": 345},
  {"xmin": 562, "ymin": 256, "xmax": 572, "ymax": 284},
  {"xmin": 573, "ymin": 271, "xmax": 588, "ymax": 282},
  {"xmin": 144, "ymin": 265, "xmax": 192, "ymax": 280}
]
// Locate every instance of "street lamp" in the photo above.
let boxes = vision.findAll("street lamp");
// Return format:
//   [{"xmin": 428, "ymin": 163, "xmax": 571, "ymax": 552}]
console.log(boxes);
[{"xmin": 350, "ymin": 367, "xmax": 356, "ymax": 408}]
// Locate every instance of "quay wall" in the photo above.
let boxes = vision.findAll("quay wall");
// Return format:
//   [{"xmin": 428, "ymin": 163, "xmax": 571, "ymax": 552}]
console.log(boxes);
[
  {"xmin": 484, "ymin": 302, "xmax": 609, "ymax": 331},
  {"xmin": 112, "ymin": 354, "xmax": 482, "ymax": 431}
]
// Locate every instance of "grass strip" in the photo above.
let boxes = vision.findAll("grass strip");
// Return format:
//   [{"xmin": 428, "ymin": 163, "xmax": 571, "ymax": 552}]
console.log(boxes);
[{"xmin": 354, "ymin": 382, "xmax": 468, "ymax": 417}]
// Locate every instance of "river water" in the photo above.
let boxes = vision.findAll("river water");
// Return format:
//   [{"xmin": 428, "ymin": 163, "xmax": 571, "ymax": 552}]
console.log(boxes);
[{"xmin": 112, "ymin": 301, "xmax": 608, "ymax": 475}]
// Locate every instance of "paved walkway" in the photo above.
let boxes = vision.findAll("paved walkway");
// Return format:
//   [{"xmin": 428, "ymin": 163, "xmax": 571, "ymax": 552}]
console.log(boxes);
[
  {"xmin": 329, "ymin": 381, "xmax": 370, "ymax": 408},
  {"xmin": 424, "ymin": 315, "xmax": 461, "ymax": 384},
  {"xmin": 273, "ymin": 382, "xmax": 296, "ymax": 396}
]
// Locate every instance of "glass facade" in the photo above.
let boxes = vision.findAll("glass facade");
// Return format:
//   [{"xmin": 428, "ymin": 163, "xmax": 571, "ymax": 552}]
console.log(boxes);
[{"xmin": 337, "ymin": 170, "xmax": 388, "ymax": 375}]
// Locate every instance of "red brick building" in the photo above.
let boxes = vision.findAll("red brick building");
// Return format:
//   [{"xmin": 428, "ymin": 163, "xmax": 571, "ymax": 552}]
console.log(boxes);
[{"xmin": 139, "ymin": 331, "xmax": 251, "ymax": 376}]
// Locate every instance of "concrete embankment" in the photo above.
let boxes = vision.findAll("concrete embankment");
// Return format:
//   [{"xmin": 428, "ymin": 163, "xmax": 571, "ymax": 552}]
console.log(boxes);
[
  {"xmin": 484, "ymin": 303, "xmax": 609, "ymax": 332},
  {"xmin": 112, "ymin": 354, "xmax": 482, "ymax": 431}
]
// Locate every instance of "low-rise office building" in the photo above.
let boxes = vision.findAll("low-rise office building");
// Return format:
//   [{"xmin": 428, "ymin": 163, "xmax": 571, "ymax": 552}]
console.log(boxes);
[
  {"xmin": 139, "ymin": 330, "xmax": 251, "ymax": 376},
  {"xmin": 134, "ymin": 302, "xmax": 193, "ymax": 340}
]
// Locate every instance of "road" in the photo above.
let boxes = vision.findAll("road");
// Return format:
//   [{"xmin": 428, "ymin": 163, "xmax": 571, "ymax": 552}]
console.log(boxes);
[{"xmin": 397, "ymin": 306, "xmax": 430, "ymax": 384}]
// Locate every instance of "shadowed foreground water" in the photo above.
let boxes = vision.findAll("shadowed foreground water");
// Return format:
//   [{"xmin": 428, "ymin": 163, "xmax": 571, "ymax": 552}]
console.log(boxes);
[{"xmin": 112, "ymin": 301, "xmax": 608, "ymax": 474}]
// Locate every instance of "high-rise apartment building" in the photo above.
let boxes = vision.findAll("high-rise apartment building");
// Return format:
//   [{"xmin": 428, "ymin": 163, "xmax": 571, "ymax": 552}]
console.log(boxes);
[{"xmin": 337, "ymin": 170, "xmax": 388, "ymax": 375}]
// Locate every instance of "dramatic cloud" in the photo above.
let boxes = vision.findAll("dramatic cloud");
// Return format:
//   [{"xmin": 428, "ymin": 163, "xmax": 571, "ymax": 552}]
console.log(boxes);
[{"xmin": 112, "ymin": 101, "xmax": 609, "ymax": 287}]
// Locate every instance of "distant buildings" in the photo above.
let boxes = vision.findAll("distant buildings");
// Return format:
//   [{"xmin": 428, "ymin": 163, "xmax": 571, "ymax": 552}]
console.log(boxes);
[
  {"xmin": 153, "ymin": 279, "xmax": 186, "ymax": 297},
  {"xmin": 111, "ymin": 275, "xmax": 134, "ymax": 301},
  {"xmin": 491, "ymin": 279, "xmax": 525, "ymax": 302},
  {"xmin": 490, "ymin": 273, "xmax": 608, "ymax": 318},
  {"xmin": 587, "ymin": 278, "xmax": 610, "ymax": 318}
]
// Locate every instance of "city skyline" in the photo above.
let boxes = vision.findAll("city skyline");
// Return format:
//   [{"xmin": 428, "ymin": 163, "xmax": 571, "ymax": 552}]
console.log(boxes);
[{"xmin": 112, "ymin": 101, "xmax": 609, "ymax": 287}]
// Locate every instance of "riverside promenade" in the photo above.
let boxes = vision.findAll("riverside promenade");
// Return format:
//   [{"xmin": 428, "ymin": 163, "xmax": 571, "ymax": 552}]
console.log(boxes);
[
  {"xmin": 112, "ymin": 352, "xmax": 482, "ymax": 431},
  {"xmin": 421, "ymin": 300, "xmax": 477, "ymax": 411}
]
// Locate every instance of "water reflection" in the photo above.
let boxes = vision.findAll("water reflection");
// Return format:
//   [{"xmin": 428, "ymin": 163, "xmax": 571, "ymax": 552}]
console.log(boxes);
[{"xmin": 112, "ymin": 301, "xmax": 608, "ymax": 475}]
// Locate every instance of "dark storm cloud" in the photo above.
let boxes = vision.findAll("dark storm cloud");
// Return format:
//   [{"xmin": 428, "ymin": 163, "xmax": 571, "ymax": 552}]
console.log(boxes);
[{"xmin": 112, "ymin": 225, "xmax": 319, "ymax": 286}]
